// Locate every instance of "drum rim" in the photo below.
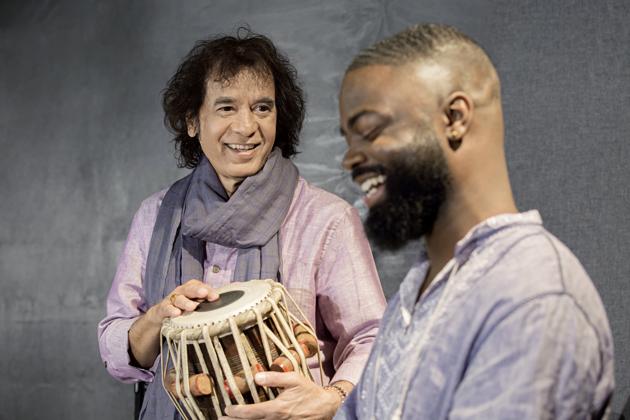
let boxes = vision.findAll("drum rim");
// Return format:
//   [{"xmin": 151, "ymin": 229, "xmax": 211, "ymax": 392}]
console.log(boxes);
[{"xmin": 161, "ymin": 279, "xmax": 282, "ymax": 339}]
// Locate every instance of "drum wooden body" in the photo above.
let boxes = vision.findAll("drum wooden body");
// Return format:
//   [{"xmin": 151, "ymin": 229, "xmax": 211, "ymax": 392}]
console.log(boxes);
[{"xmin": 160, "ymin": 279, "xmax": 321, "ymax": 420}]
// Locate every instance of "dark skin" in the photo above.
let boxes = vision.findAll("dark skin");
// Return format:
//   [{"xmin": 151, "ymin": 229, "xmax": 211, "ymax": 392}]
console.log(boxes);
[{"xmin": 340, "ymin": 53, "xmax": 518, "ymax": 296}]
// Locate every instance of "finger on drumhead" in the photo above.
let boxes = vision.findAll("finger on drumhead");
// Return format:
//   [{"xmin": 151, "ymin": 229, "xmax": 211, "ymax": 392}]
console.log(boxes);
[
  {"xmin": 183, "ymin": 280, "xmax": 219, "ymax": 301},
  {"xmin": 170, "ymin": 293, "xmax": 199, "ymax": 312},
  {"xmin": 164, "ymin": 305, "xmax": 181, "ymax": 318},
  {"xmin": 156, "ymin": 299, "xmax": 182, "ymax": 320},
  {"xmin": 254, "ymin": 371, "xmax": 302, "ymax": 388}
]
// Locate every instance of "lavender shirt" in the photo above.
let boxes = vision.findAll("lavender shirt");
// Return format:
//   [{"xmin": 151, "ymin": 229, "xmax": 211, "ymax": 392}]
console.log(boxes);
[
  {"xmin": 336, "ymin": 211, "xmax": 614, "ymax": 420},
  {"xmin": 98, "ymin": 177, "xmax": 386, "ymax": 386}
]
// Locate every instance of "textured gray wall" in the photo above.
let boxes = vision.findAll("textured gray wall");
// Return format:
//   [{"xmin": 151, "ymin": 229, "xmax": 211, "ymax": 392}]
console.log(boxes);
[{"xmin": 1, "ymin": 1, "xmax": 628, "ymax": 418}]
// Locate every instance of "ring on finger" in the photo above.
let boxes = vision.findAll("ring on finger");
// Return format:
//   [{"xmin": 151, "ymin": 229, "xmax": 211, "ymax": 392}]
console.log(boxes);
[{"xmin": 169, "ymin": 293, "xmax": 179, "ymax": 306}]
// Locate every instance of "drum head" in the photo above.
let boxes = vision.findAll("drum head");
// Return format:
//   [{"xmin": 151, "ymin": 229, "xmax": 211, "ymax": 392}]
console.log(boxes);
[{"xmin": 166, "ymin": 279, "xmax": 274, "ymax": 329}]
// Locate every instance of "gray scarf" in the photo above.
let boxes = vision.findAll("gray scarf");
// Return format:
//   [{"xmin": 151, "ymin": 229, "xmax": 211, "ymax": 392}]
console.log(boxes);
[{"xmin": 140, "ymin": 148, "xmax": 298, "ymax": 419}]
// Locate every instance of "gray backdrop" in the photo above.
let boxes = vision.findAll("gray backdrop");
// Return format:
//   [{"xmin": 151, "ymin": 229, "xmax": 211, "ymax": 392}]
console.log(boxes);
[{"xmin": 1, "ymin": 1, "xmax": 628, "ymax": 418}]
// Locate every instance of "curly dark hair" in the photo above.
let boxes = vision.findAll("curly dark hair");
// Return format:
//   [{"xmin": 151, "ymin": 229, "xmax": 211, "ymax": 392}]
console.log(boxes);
[{"xmin": 162, "ymin": 29, "xmax": 305, "ymax": 168}]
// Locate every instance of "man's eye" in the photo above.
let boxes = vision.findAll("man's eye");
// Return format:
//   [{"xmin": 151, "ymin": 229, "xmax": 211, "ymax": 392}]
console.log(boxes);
[
  {"xmin": 254, "ymin": 104, "xmax": 272, "ymax": 113},
  {"xmin": 218, "ymin": 106, "xmax": 235, "ymax": 113},
  {"xmin": 360, "ymin": 126, "xmax": 384, "ymax": 141}
]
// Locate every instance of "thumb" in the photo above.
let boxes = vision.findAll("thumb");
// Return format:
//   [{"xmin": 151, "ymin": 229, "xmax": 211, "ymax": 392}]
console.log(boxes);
[{"xmin": 254, "ymin": 371, "xmax": 303, "ymax": 388}]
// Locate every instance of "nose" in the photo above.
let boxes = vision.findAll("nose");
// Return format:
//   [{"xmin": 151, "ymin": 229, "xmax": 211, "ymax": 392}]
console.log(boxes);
[
  {"xmin": 231, "ymin": 109, "xmax": 257, "ymax": 137},
  {"xmin": 342, "ymin": 142, "xmax": 367, "ymax": 171}
]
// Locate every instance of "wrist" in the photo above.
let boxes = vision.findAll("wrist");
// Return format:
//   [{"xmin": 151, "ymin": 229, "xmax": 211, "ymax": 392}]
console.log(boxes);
[
  {"xmin": 323, "ymin": 383, "xmax": 347, "ymax": 409},
  {"xmin": 144, "ymin": 305, "xmax": 164, "ymax": 327}
]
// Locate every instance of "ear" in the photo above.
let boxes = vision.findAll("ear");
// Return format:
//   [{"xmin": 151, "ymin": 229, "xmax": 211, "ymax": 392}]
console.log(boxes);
[
  {"xmin": 186, "ymin": 114, "xmax": 199, "ymax": 138},
  {"xmin": 442, "ymin": 92, "xmax": 473, "ymax": 151}
]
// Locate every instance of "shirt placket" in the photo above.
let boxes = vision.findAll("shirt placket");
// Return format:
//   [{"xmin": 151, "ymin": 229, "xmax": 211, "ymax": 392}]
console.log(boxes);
[{"xmin": 203, "ymin": 243, "xmax": 238, "ymax": 287}]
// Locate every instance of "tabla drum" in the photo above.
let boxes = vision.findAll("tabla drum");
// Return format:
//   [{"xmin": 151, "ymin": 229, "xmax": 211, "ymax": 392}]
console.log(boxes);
[{"xmin": 160, "ymin": 279, "xmax": 322, "ymax": 420}]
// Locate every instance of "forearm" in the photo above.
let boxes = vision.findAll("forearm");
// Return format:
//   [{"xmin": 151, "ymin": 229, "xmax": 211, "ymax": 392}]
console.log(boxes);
[
  {"xmin": 128, "ymin": 282, "xmax": 217, "ymax": 368},
  {"xmin": 317, "ymin": 207, "xmax": 386, "ymax": 385},
  {"xmin": 128, "ymin": 307, "xmax": 163, "ymax": 369}
]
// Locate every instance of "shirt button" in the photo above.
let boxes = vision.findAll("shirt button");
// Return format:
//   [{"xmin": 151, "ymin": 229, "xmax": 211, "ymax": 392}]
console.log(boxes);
[{"xmin": 211, "ymin": 264, "xmax": 221, "ymax": 273}]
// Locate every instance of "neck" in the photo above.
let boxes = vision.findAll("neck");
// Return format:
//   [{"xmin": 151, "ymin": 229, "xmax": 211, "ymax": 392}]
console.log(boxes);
[
  {"xmin": 219, "ymin": 175, "xmax": 244, "ymax": 198},
  {"xmin": 423, "ymin": 177, "xmax": 517, "ymax": 286}
]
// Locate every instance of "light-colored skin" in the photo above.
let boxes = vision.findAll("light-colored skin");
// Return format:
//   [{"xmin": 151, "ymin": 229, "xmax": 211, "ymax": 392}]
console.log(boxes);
[
  {"xmin": 128, "ymin": 279, "xmax": 219, "ymax": 368},
  {"xmin": 187, "ymin": 69, "xmax": 278, "ymax": 196},
  {"xmin": 221, "ymin": 373, "xmax": 352, "ymax": 420},
  {"xmin": 340, "ymin": 45, "xmax": 518, "ymax": 291},
  {"xmin": 128, "ymin": 69, "xmax": 350, "ymax": 419}
]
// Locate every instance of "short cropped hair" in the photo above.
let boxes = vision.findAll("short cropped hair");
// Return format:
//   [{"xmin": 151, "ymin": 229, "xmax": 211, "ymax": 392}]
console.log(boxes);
[
  {"xmin": 347, "ymin": 23, "xmax": 488, "ymax": 72},
  {"xmin": 163, "ymin": 29, "xmax": 305, "ymax": 168}
]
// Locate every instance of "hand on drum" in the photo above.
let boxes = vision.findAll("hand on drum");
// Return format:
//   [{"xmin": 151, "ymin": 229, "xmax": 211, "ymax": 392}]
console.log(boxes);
[
  {"xmin": 129, "ymin": 279, "xmax": 220, "ymax": 370},
  {"xmin": 151, "ymin": 279, "xmax": 220, "ymax": 323},
  {"xmin": 220, "ymin": 371, "xmax": 341, "ymax": 420}
]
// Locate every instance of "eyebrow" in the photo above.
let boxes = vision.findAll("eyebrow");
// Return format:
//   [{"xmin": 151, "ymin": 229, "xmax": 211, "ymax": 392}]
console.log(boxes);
[
  {"xmin": 257, "ymin": 97, "xmax": 275, "ymax": 105},
  {"xmin": 213, "ymin": 96, "xmax": 275, "ymax": 107},
  {"xmin": 214, "ymin": 97, "xmax": 235, "ymax": 106}
]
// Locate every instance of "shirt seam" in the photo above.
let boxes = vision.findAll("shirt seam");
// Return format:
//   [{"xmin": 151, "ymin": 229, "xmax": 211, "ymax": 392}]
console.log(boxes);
[
  {"xmin": 317, "ymin": 206, "xmax": 350, "ymax": 268},
  {"xmin": 473, "ymin": 231, "xmax": 603, "ymax": 350},
  {"xmin": 539, "ymin": 231, "xmax": 607, "ymax": 385},
  {"xmin": 537, "ymin": 232, "xmax": 602, "ymax": 345}
]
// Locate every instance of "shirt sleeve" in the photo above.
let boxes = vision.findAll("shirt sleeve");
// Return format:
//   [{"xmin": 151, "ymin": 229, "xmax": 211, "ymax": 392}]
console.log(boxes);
[
  {"xmin": 96, "ymin": 193, "xmax": 163, "ymax": 383},
  {"xmin": 316, "ymin": 206, "xmax": 386, "ymax": 385},
  {"xmin": 449, "ymin": 293, "xmax": 608, "ymax": 420}
]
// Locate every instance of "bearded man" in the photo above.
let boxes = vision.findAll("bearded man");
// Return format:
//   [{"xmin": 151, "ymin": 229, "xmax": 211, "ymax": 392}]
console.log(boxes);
[{"xmin": 336, "ymin": 24, "xmax": 614, "ymax": 419}]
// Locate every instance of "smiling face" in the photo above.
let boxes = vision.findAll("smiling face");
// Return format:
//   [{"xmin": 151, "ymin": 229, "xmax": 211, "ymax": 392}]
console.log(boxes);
[
  {"xmin": 340, "ymin": 64, "xmax": 452, "ymax": 249},
  {"xmin": 340, "ymin": 64, "xmax": 442, "ymax": 205},
  {"xmin": 188, "ymin": 69, "xmax": 277, "ymax": 195}
]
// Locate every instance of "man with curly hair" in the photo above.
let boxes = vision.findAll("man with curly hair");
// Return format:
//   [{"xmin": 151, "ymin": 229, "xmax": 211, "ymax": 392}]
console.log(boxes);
[{"xmin": 98, "ymin": 30, "xmax": 385, "ymax": 420}]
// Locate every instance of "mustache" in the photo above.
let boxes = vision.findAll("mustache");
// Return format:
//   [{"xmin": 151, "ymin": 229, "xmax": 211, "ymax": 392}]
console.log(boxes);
[{"xmin": 351, "ymin": 165, "xmax": 387, "ymax": 180}]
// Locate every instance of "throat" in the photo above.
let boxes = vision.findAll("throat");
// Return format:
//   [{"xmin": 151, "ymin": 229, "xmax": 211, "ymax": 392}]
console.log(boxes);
[
  {"xmin": 218, "ymin": 175, "xmax": 245, "ymax": 198},
  {"xmin": 416, "ymin": 265, "xmax": 439, "ymax": 303}
]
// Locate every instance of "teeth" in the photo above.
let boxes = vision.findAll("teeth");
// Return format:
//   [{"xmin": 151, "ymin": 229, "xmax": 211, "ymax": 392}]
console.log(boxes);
[
  {"xmin": 226, "ymin": 143, "xmax": 257, "ymax": 151},
  {"xmin": 360, "ymin": 175, "xmax": 386, "ymax": 194}
]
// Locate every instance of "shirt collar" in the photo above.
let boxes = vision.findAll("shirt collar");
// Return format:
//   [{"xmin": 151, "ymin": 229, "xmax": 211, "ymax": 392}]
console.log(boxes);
[
  {"xmin": 453, "ymin": 210, "xmax": 543, "ymax": 263},
  {"xmin": 398, "ymin": 210, "xmax": 542, "ymax": 323}
]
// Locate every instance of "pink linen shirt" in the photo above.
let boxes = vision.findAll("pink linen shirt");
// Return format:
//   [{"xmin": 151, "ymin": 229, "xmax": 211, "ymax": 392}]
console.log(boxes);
[{"xmin": 98, "ymin": 177, "xmax": 386, "ymax": 386}]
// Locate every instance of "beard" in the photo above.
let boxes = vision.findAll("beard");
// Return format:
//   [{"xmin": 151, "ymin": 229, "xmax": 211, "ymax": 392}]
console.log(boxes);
[{"xmin": 364, "ymin": 128, "xmax": 451, "ymax": 251}]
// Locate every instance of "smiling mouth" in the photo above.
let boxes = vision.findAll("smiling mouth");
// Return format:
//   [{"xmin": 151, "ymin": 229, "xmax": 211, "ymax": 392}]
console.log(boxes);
[
  {"xmin": 225, "ymin": 143, "xmax": 260, "ymax": 152},
  {"xmin": 360, "ymin": 174, "xmax": 387, "ymax": 197}
]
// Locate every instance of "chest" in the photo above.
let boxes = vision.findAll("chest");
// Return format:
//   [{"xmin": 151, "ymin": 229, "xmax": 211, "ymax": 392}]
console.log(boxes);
[{"xmin": 361, "ymin": 273, "xmax": 488, "ymax": 418}]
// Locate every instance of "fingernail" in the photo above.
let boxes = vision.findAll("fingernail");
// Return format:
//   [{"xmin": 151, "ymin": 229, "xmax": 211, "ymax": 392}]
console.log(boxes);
[{"xmin": 255, "ymin": 372, "xmax": 267, "ymax": 383}]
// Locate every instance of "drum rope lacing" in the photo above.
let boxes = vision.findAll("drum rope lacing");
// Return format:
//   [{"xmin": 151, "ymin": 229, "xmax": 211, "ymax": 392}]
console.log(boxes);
[{"xmin": 160, "ymin": 281, "xmax": 323, "ymax": 420}]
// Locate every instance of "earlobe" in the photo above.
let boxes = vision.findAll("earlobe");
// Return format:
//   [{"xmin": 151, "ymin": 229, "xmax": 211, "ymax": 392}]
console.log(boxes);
[
  {"xmin": 186, "ymin": 116, "xmax": 198, "ymax": 138},
  {"xmin": 444, "ymin": 92, "xmax": 473, "ymax": 151},
  {"xmin": 447, "ymin": 132, "xmax": 463, "ymax": 151}
]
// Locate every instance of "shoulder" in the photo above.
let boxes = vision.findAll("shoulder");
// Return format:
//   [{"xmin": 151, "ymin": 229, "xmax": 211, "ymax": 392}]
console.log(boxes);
[
  {"xmin": 474, "ymin": 225, "xmax": 589, "ymax": 298},
  {"xmin": 134, "ymin": 171, "xmax": 193, "ymax": 226},
  {"xmin": 280, "ymin": 178, "xmax": 367, "ymax": 266},
  {"xmin": 466, "ymin": 224, "xmax": 611, "ymax": 349},
  {"xmin": 133, "ymin": 188, "xmax": 168, "ymax": 229},
  {"xmin": 284, "ymin": 177, "xmax": 356, "ymax": 229}
]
